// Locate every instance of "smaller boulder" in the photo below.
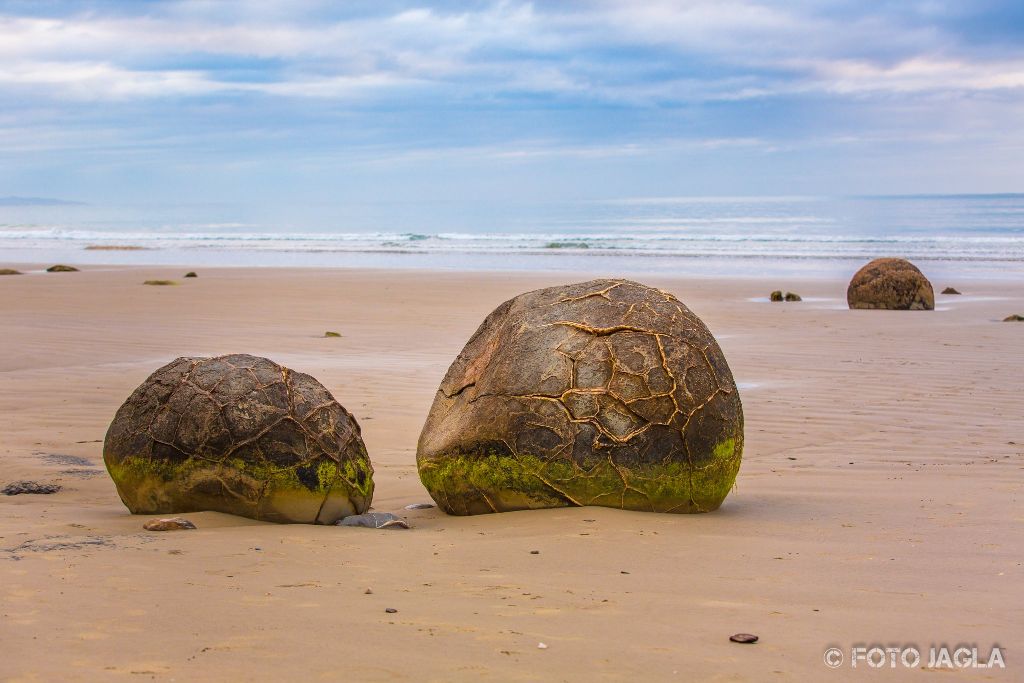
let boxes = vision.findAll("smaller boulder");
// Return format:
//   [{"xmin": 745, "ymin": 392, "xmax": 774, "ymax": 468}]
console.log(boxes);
[
  {"xmin": 770, "ymin": 290, "xmax": 784, "ymax": 302},
  {"xmin": 143, "ymin": 517, "xmax": 197, "ymax": 531},
  {"xmin": 0, "ymin": 268, "xmax": 21, "ymax": 275},
  {"xmin": 143, "ymin": 280, "xmax": 177, "ymax": 286},
  {"xmin": 847, "ymin": 258, "xmax": 934, "ymax": 310},
  {"xmin": 1003, "ymin": 314, "xmax": 1024, "ymax": 322},
  {"xmin": 46, "ymin": 264, "xmax": 79, "ymax": 273},
  {"xmin": 784, "ymin": 292, "xmax": 802, "ymax": 302},
  {"xmin": 941, "ymin": 287, "xmax": 961, "ymax": 295},
  {"xmin": 184, "ymin": 272, "xmax": 198, "ymax": 278},
  {"xmin": 324, "ymin": 331, "xmax": 342, "ymax": 338}
]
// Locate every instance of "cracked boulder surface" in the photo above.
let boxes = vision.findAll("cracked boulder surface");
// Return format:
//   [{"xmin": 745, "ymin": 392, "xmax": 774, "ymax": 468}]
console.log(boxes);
[
  {"xmin": 103, "ymin": 354, "xmax": 373, "ymax": 524},
  {"xmin": 847, "ymin": 258, "xmax": 934, "ymax": 311},
  {"xmin": 417, "ymin": 279, "xmax": 744, "ymax": 516}
]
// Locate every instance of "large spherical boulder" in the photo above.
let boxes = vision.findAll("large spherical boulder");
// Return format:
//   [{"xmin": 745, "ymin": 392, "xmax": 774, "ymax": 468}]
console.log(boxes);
[
  {"xmin": 847, "ymin": 258, "xmax": 934, "ymax": 310},
  {"xmin": 104, "ymin": 354, "xmax": 373, "ymax": 524},
  {"xmin": 417, "ymin": 279, "xmax": 743, "ymax": 516}
]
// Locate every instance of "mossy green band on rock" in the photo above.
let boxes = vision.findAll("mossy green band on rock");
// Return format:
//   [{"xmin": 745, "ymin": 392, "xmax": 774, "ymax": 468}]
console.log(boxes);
[{"xmin": 419, "ymin": 438, "xmax": 740, "ymax": 516}]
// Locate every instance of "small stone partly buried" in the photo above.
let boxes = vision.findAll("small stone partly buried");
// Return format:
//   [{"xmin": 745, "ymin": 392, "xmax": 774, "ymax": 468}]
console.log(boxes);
[
  {"xmin": 364, "ymin": 588, "xmax": 373, "ymax": 595},
  {"xmin": 385, "ymin": 608, "xmax": 398, "ymax": 614},
  {"xmin": 143, "ymin": 517, "xmax": 197, "ymax": 531},
  {"xmin": 530, "ymin": 550, "xmax": 540, "ymax": 554},
  {"xmin": 338, "ymin": 512, "xmax": 410, "ymax": 529},
  {"xmin": 537, "ymin": 643, "xmax": 548, "ymax": 649},
  {"xmin": 730, "ymin": 633, "xmax": 759, "ymax": 644},
  {"xmin": 2, "ymin": 481, "xmax": 62, "ymax": 495},
  {"xmin": 404, "ymin": 502, "xmax": 435, "ymax": 510}
]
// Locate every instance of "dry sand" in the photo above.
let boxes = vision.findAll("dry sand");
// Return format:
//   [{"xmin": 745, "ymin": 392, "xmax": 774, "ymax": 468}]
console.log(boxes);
[{"xmin": 1, "ymin": 265, "xmax": 1021, "ymax": 681}]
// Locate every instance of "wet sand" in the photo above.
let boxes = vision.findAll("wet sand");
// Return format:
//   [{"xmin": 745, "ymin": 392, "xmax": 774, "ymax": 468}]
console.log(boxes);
[{"xmin": 1, "ymin": 265, "xmax": 1021, "ymax": 681}]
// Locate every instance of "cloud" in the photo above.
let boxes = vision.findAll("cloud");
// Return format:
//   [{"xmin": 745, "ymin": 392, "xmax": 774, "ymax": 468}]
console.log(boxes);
[
  {"xmin": 0, "ymin": 2, "xmax": 1021, "ymax": 103},
  {"xmin": 1, "ymin": 1, "xmax": 1022, "ymax": 199}
]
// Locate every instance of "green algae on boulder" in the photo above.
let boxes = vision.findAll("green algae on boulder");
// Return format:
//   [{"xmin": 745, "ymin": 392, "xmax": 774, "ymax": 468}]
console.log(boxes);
[
  {"xmin": 103, "ymin": 354, "xmax": 373, "ymax": 523},
  {"xmin": 417, "ymin": 279, "xmax": 744, "ymax": 516},
  {"xmin": 46, "ymin": 264, "xmax": 79, "ymax": 272},
  {"xmin": 847, "ymin": 258, "xmax": 934, "ymax": 310},
  {"xmin": 0, "ymin": 268, "xmax": 22, "ymax": 275}
]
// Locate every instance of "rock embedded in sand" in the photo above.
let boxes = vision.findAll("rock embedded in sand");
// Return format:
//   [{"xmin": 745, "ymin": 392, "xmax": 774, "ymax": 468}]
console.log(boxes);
[
  {"xmin": 337, "ymin": 512, "xmax": 409, "ymax": 529},
  {"xmin": 143, "ymin": 280, "xmax": 178, "ymax": 286},
  {"xmin": 847, "ymin": 258, "xmax": 934, "ymax": 310},
  {"xmin": 46, "ymin": 264, "xmax": 79, "ymax": 273},
  {"xmin": 143, "ymin": 517, "xmax": 196, "ymax": 531},
  {"xmin": 770, "ymin": 290, "xmax": 783, "ymax": 302},
  {"xmin": 2, "ymin": 481, "xmax": 62, "ymax": 495},
  {"xmin": 184, "ymin": 272, "xmax": 198, "ymax": 278},
  {"xmin": 1004, "ymin": 314, "xmax": 1024, "ymax": 322},
  {"xmin": 103, "ymin": 353, "xmax": 374, "ymax": 524},
  {"xmin": 0, "ymin": 268, "xmax": 22, "ymax": 275},
  {"xmin": 417, "ymin": 278, "xmax": 744, "ymax": 516},
  {"xmin": 324, "ymin": 331, "xmax": 342, "ymax": 338},
  {"xmin": 784, "ymin": 292, "xmax": 802, "ymax": 302},
  {"xmin": 941, "ymin": 287, "xmax": 961, "ymax": 295}
]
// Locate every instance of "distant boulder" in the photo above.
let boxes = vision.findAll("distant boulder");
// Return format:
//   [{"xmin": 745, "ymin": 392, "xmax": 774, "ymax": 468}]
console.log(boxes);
[
  {"xmin": 46, "ymin": 264, "xmax": 79, "ymax": 273},
  {"xmin": 941, "ymin": 287, "xmax": 961, "ymax": 295},
  {"xmin": 770, "ymin": 290, "xmax": 784, "ymax": 302},
  {"xmin": 784, "ymin": 292, "xmax": 802, "ymax": 302},
  {"xmin": 1003, "ymin": 314, "xmax": 1024, "ymax": 322},
  {"xmin": 847, "ymin": 258, "xmax": 934, "ymax": 310}
]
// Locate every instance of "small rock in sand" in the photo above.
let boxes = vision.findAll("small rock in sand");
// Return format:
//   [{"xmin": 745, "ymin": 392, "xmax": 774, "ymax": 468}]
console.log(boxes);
[
  {"xmin": 337, "ymin": 512, "xmax": 410, "ymax": 529},
  {"xmin": 184, "ymin": 272, "xmax": 197, "ymax": 278},
  {"xmin": 729, "ymin": 633, "xmax": 759, "ymax": 644},
  {"xmin": 324, "ymin": 331, "xmax": 342, "ymax": 337},
  {"xmin": 404, "ymin": 502, "xmax": 435, "ymax": 510},
  {"xmin": 1003, "ymin": 314, "xmax": 1024, "ymax": 322},
  {"xmin": 143, "ymin": 517, "xmax": 197, "ymax": 531},
  {"xmin": 770, "ymin": 290, "xmax": 784, "ymax": 302},
  {"xmin": 2, "ymin": 481, "xmax": 62, "ymax": 495},
  {"xmin": 941, "ymin": 287, "xmax": 961, "ymax": 295},
  {"xmin": 784, "ymin": 292, "xmax": 802, "ymax": 302},
  {"xmin": 143, "ymin": 280, "xmax": 177, "ymax": 286},
  {"xmin": 385, "ymin": 607, "xmax": 398, "ymax": 614},
  {"xmin": 46, "ymin": 264, "xmax": 79, "ymax": 272},
  {"xmin": 0, "ymin": 268, "xmax": 22, "ymax": 275}
]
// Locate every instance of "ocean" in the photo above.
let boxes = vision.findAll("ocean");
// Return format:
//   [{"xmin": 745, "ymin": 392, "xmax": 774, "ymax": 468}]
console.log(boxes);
[{"xmin": 2, "ymin": 194, "xmax": 1023, "ymax": 279}]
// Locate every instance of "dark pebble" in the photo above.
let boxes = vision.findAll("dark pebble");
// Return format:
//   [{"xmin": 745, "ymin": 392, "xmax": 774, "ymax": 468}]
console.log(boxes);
[
  {"xmin": 2, "ymin": 481, "xmax": 62, "ymax": 495},
  {"xmin": 730, "ymin": 633, "xmax": 759, "ymax": 644},
  {"xmin": 385, "ymin": 608, "xmax": 397, "ymax": 614}
]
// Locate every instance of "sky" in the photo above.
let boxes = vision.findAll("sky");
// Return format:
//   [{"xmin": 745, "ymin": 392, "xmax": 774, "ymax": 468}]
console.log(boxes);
[{"xmin": 1, "ymin": 0, "xmax": 1023, "ymax": 206}]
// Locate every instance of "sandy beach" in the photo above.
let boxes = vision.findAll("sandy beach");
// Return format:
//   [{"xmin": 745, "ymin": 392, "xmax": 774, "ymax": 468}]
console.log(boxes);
[{"xmin": 1, "ymin": 265, "xmax": 1021, "ymax": 681}]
